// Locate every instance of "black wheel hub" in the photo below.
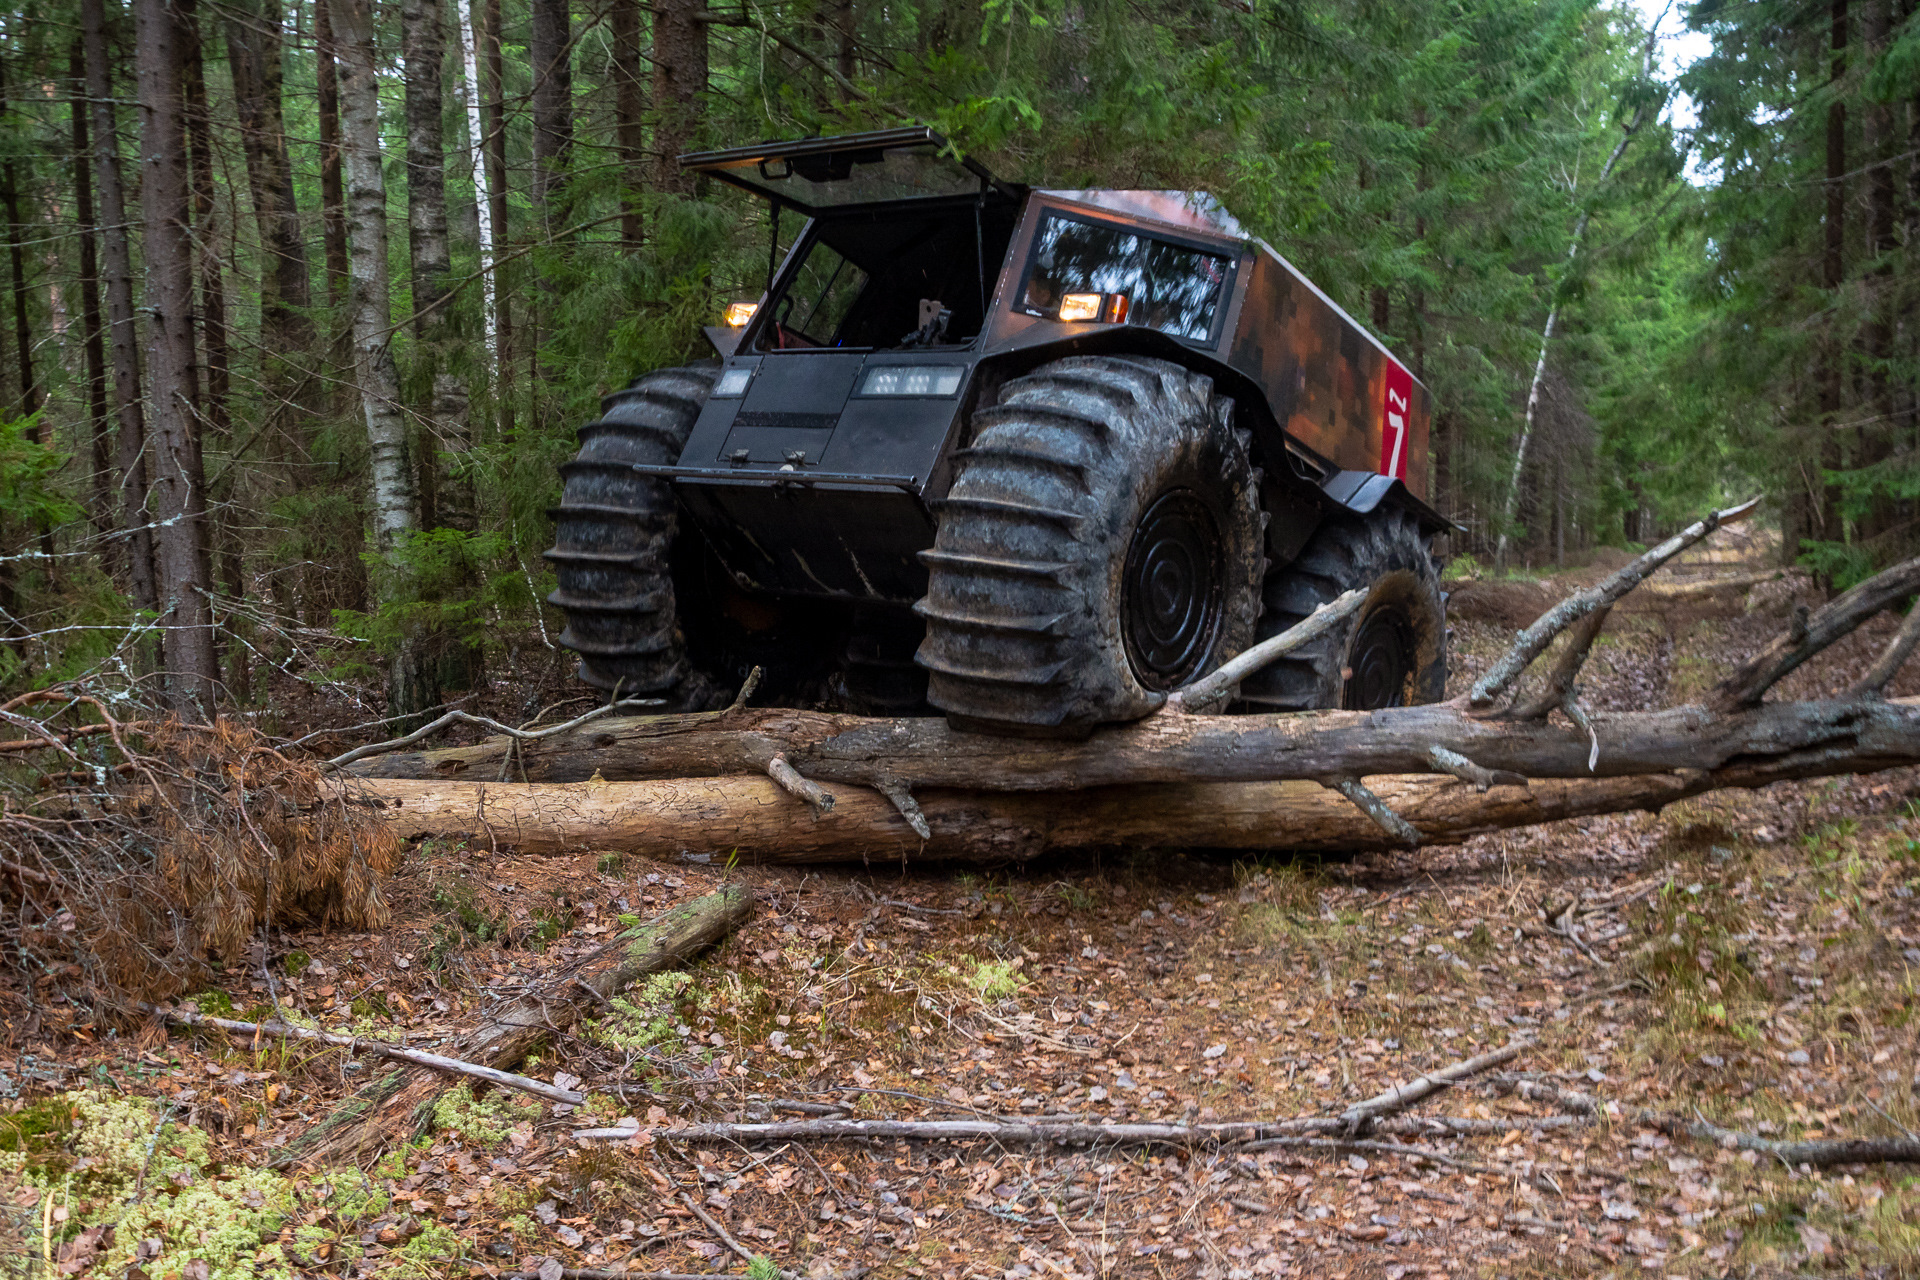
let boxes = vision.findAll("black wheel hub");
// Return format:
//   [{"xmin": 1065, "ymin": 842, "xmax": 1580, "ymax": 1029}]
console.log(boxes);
[
  {"xmin": 1122, "ymin": 489, "xmax": 1225, "ymax": 690},
  {"xmin": 1343, "ymin": 608, "xmax": 1414, "ymax": 709}
]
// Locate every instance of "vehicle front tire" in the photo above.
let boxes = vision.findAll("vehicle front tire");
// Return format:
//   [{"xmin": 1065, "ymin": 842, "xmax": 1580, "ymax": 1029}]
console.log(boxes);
[{"xmin": 916, "ymin": 355, "xmax": 1265, "ymax": 734}]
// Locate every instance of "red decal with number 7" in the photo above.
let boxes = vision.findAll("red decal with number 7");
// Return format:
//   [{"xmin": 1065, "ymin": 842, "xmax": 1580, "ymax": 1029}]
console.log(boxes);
[{"xmin": 1379, "ymin": 361, "xmax": 1413, "ymax": 481}]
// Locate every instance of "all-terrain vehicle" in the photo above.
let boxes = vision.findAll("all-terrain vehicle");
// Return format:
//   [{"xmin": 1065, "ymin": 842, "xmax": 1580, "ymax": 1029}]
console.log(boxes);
[{"xmin": 547, "ymin": 128, "xmax": 1449, "ymax": 734}]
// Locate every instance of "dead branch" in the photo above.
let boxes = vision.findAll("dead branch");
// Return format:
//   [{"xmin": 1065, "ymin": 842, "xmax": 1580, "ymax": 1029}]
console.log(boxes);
[
  {"xmin": 1506, "ymin": 605, "xmax": 1610, "ymax": 721},
  {"xmin": 1711, "ymin": 554, "xmax": 1920, "ymax": 710},
  {"xmin": 1470, "ymin": 497, "xmax": 1757, "ymax": 708},
  {"xmin": 274, "ymin": 886, "xmax": 754, "ymax": 1166},
  {"xmin": 1851, "ymin": 600, "xmax": 1920, "ymax": 697},
  {"xmin": 1330, "ymin": 777, "xmax": 1421, "ymax": 845},
  {"xmin": 321, "ymin": 698, "xmax": 664, "ymax": 771},
  {"xmin": 1423, "ymin": 746, "xmax": 1527, "ymax": 792},
  {"xmin": 151, "ymin": 1006, "xmax": 585, "ymax": 1105},
  {"xmin": 1337, "ymin": 1041, "xmax": 1529, "ymax": 1133},
  {"xmin": 1166, "ymin": 589, "xmax": 1365, "ymax": 712},
  {"xmin": 765, "ymin": 751, "xmax": 834, "ymax": 814}
]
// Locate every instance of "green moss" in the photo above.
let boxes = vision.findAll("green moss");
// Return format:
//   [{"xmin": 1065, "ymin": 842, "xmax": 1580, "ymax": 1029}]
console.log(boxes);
[
  {"xmin": 586, "ymin": 971, "xmax": 692, "ymax": 1051},
  {"xmin": 390, "ymin": 1219, "xmax": 463, "ymax": 1276},
  {"xmin": 283, "ymin": 950, "xmax": 312, "ymax": 977},
  {"xmin": 0, "ymin": 1096, "xmax": 78, "ymax": 1168},
  {"xmin": 192, "ymin": 989, "xmax": 238, "ymax": 1016},
  {"xmin": 1, "ymin": 1092, "xmax": 296, "ymax": 1280},
  {"xmin": 429, "ymin": 1081, "xmax": 538, "ymax": 1146}
]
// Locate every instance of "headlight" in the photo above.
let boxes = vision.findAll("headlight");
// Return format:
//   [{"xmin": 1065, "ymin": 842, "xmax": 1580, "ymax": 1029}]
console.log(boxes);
[
  {"xmin": 861, "ymin": 366, "xmax": 964, "ymax": 397},
  {"xmin": 723, "ymin": 301, "xmax": 758, "ymax": 326},
  {"xmin": 713, "ymin": 367, "xmax": 753, "ymax": 397},
  {"xmin": 1057, "ymin": 292, "xmax": 1128, "ymax": 323}
]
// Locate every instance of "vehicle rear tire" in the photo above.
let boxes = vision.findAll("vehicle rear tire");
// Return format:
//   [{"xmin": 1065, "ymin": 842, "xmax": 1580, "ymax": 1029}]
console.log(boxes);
[
  {"xmin": 916, "ymin": 355, "xmax": 1264, "ymax": 734},
  {"xmin": 545, "ymin": 364, "xmax": 717, "ymax": 704},
  {"xmin": 1236, "ymin": 507, "xmax": 1446, "ymax": 711}
]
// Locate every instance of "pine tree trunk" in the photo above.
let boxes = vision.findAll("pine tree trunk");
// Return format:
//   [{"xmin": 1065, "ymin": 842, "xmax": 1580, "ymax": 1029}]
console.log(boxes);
[
  {"xmin": 225, "ymin": 0, "xmax": 316, "ymax": 469},
  {"xmin": 69, "ymin": 43, "xmax": 113, "ymax": 540},
  {"xmin": 334, "ymin": 0, "xmax": 432, "ymax": 717},
  {"xmin": 1860, "ymin": 0, "xmax": 1897, "ymax": 547},
  {"xmin": 1817, "ymin": 0, "xmax": 1850, "ymax": 566},
  {"xmin": 133, "ymin": 0, "xmax": 220, "ymax": 714},
  {"xmin": 528, "ymin": 0, "xmax": 573, "ymax": 220},
  {"xmin": 610, "ymin": 0, "xmax": 645, "ymax": 245},
  {"xmin": 652, "ymin": 0, "xmax": 707, "ymax": 195},
  {"xmin": 80, "ymin": 0, "xmax": 158, "ymax": 617},
  {"xmin": 315, "ymin": 0, "xmax": 351, "ymax": 307}
]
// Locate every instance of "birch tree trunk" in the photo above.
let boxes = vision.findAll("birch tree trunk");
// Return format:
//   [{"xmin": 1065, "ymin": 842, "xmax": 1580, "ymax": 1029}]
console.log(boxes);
[
  {"xmin": 80, "ymin": 0, "xmax": 157, "ymax": 618},
  {"xmin": 454, "ymin": 0, "xmax": 499, "ymax": 372},
  {"xmin": 133, "ymin": 0, "xmax": 220, "ymax": 714},
  {"xmin": 334, "ymin": 0, "xmax": 432, "ymax": 715}
]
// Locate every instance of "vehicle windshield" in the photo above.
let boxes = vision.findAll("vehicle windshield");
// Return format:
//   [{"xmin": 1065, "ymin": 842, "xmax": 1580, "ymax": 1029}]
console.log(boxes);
[
  {"xmin": 755, "ymin": 204, "xmax": 1020, "ymax": 351},
  {"xmin": 1019, "ymin": 212, "xmax": 1232, "ymax": 342}
]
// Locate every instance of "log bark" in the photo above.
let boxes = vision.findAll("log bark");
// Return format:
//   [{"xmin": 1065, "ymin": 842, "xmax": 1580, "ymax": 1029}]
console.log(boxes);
[
  {"xmin": 274, "ymin": 885, "xmax": 753, "ymax": 1166},
  {"xmin": 348, "ymin": 695, "xmax": 1920, "ymax": 794},
  {"xmin": 344, "ymin": 751, "xmax": 1894, "ymax": 862}
]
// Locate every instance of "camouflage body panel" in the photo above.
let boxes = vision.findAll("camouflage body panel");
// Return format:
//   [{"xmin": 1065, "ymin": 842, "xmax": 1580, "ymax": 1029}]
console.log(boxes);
[{"xmin": 1223, "ymin": 247, "xmax": 1430, "ymax": 502}]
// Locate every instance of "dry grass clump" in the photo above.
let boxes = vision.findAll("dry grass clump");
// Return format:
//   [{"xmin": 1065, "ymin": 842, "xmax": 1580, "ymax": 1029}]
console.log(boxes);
[{"xmin": 2, "ymin": 698, "xmax": 399, "ymax": 1010}]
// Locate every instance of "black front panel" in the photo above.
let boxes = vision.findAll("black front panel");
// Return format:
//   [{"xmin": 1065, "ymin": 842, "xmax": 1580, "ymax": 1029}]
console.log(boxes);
[{"xmin": 678, "ymin": 480, "xmax": 936, "ymax": 603}]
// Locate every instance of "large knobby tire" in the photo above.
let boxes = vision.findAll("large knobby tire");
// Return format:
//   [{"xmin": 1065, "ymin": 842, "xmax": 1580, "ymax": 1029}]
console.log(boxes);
[
  {"xmin": 545, "ymin": 365, "xmax": 716, "ymax": 703},
  {"xmin": 1237, "ymin": 507, "xmax": 1446, "ymax": 711},
  {"xmin": 916, "ymin": 355, "xmax": 1264, "ymax": 734}
]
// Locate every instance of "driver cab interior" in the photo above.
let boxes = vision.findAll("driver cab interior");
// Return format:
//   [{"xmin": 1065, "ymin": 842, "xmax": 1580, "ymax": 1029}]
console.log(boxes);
[{"xmin": 755, "ymin": 201, "xmax": 1021, "ymax": 352}]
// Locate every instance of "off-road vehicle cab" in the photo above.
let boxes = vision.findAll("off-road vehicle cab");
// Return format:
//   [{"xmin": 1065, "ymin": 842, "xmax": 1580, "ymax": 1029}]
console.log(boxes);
[{"xmin": 548, "ymin": 128, "xmax": 1448, "ymax": 733}]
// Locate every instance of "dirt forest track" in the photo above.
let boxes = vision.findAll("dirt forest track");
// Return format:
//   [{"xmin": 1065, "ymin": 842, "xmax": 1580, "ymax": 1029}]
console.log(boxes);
[{"xmin": 7, "ymin": 534, "xmax": 1920, "ymax": 1279}]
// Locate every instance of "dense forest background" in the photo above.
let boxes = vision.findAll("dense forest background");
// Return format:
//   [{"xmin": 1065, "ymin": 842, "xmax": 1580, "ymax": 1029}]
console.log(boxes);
[{"xmin": 0, "ymin": 0, "xmax": 1915, "ymax": 717}]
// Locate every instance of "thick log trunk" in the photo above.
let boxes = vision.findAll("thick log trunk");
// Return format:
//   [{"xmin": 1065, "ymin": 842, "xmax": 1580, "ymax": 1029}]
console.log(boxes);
[
  {"xmin": 345, "ymin": 753, "xmax": 1890, "ymax": 862},
  {"xmin": 275, "ymin": 886, "xmax": 753, "ymax": 1165},
  {"xmin": 347, "ymin": 695, "xmax": 1920, "ymax": 794}
]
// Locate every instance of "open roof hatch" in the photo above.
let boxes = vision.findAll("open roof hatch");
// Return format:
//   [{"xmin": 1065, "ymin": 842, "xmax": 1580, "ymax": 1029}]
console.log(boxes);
[{"xmin": 680, "ymin": 126, "xmax": 1015, "ymax": 215}]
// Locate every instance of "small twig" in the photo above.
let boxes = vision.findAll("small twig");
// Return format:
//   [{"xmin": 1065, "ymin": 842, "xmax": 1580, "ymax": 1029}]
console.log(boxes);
[
  {"xmin": 149, "ymin": 1006, "xmax": 585, "ymax": 1104},
  {"xmin": 870, "ymin": 777, "xmax": 930, "ymax": 839},
  {"xmin": 726, "ymin": 666, "xmax": 764, "ymax": 714},
  {"xmin": 324, "ymin": 698, "xmax": 663, "ymax": 770},
  {"xmin": 1425, "ymin": 745, "xmax": 1528, "ymax": 791},
  {"xmin": 678, "ymin": 1189, "xmax": 759, "ymax": 1266},
  {"xmin": 1338, "ymin": 1041, "xmax": 1531, "ymax": 1133},
  {"xmin": 1560, "ymin": 695, "xmax": 1600, "ymax": 772},
  {"xmin": 1166, "ymin": 589, "xmax": 1366, "ymax": 712},
  {"xmin": 766, "ymin": 752, "xmax": 835, "ymax": 815},
  {"xmin": 1329, "ymin": 777, "xmax": 1420, "ymax": 845}
]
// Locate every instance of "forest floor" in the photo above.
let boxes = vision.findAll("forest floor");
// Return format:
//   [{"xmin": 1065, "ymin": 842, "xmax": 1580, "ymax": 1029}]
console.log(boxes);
[{"xmin": 5, "ymin": 534, "xmax": 1920, "ymax": 1279}]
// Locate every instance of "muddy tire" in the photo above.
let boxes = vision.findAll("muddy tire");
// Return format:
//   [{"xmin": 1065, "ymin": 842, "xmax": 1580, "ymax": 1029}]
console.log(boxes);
[
  {"xmin": 1237, "ymin": 507, "xmax": 1446, "ymax": 711},
  {"xmin": 545, "ymin": 364, "xmax": 717, "ymax": 703},
  {"xmin": 915, "ymin": 355, "xmax": 1264, "ymax": 734}
]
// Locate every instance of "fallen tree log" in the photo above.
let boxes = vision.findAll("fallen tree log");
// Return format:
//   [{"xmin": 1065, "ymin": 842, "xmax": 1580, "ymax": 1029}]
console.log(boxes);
[
  {"xmin": 345, "ymin": 749, "xmax": 1897, "ymax": 862},
  {"xmin": 337, "ymin": 507, "xmax": 1920, "ymax": 858},
  {"xmin": 272, "ymin": 885, "xmax": 753, "ymax": 1166},
  {"xmin": 345, "ymin": 696, "xmax": 1920, "ymax": 795}
]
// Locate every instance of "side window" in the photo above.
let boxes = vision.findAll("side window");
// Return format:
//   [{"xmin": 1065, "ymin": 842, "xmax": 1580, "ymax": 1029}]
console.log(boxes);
[{"xmin": 768, "ymin": 241, "xmax": 870, "ymax": 348}]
